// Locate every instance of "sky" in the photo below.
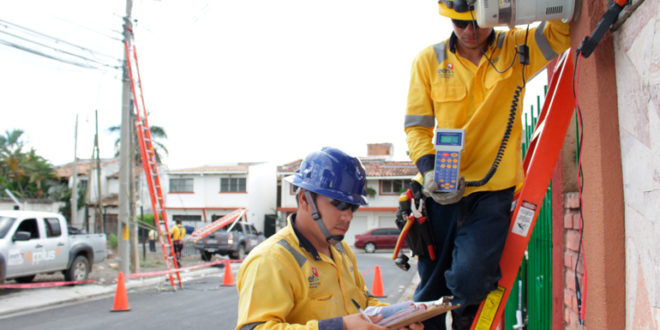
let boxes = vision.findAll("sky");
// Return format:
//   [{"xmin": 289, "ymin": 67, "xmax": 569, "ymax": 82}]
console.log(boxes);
[{"xmin": 1, "ymin": 0, "xmax": 547, "ymax": 170}]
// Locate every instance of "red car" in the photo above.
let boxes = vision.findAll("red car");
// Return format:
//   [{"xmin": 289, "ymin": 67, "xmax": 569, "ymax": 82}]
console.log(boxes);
[{"xmin": 354, "ymin": 227, "xmax": 406, "ymax": 253}]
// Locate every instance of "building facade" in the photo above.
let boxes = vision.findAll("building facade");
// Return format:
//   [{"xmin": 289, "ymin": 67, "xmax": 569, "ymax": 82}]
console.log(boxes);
[{"xmin": 164, "ymin": 162, "xmax": 277, "ymax": 233}]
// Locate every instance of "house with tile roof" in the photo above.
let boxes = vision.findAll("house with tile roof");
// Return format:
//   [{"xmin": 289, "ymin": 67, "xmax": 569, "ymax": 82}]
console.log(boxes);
[{"xmin": 276, "ymin": 143, "xmax": 417, "ymax": 247}]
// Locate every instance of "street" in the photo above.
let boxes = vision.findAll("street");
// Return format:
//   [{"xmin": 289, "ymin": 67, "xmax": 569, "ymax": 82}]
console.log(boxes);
[{"xmin": 0, "ymin": 251, "xmax": 417, "ymax": 329}]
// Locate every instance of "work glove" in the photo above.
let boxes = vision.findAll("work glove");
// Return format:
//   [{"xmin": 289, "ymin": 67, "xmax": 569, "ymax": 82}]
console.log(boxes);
[{"xmin": 422, "ymin": 170, "xmax": 466, "ymax": 205}]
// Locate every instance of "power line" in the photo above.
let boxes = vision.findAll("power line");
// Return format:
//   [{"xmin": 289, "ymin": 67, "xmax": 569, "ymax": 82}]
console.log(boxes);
[
  {"xmin": 0, "ymin": 18, "xmax": 121, "ymax": 71},
  {"xmin": 0, "ymin": 18, "xmax": 120, "ymax": 61},
  {"xmin": 0, "ymin": 30, "xmax": 119, "ymax": 70},
  {"xmin": 0, "ymin": 38, "xmax": 97, "ymax": 69}
]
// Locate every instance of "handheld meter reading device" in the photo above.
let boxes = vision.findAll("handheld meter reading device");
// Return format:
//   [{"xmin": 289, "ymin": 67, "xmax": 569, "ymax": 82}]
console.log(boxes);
[{"xmin": 434, "ymin": 128, "xmax": 465, "ymax": 192}]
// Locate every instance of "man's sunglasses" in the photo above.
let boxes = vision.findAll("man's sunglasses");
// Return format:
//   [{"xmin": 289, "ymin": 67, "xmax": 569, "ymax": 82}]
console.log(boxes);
[
  {"xmin": 452, "ymin": 19, "xmax": 479, "ymax": 29},
  {"xmin": 329, "ymin": 199, "xmax": 360, "ymax": 213}
]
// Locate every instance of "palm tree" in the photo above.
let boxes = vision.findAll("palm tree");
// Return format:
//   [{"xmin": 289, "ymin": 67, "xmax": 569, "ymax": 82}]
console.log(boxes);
[
  {"xmin": 23, "ymin": 149, "xmax": 57, "ymax": 198},
  {"xmin": 107, "ymin": 124, "xmax": 168, "ymax": 164},
  {"xmin": 0, "ymin": 129, "xmax": 56, "ymax": 198}
]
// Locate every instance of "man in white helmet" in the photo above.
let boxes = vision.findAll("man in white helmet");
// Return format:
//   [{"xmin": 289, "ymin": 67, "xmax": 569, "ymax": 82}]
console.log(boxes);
[{"xmin": 404, "ymin": 1, "xmax": 571, "ymax": 328}]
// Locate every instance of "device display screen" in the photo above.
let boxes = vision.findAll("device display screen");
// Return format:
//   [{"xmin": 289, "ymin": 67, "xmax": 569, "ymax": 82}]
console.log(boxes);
[
  {"xmin": 436, "ymin": 132, "xmax": 462, "ymax": 146},
  {"xmin": 440, "ymin": 135, "xmax": 459, "ymax": 144}
]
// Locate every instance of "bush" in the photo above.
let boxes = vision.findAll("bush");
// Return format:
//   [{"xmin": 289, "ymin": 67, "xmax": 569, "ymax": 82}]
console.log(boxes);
[
  {"xmin": 139, "ymin": 214, "xmax": 155, "ymax": 228},
  {"xmin": 108, "ymin": 233, "xmax": 118, "ymax": 249}
]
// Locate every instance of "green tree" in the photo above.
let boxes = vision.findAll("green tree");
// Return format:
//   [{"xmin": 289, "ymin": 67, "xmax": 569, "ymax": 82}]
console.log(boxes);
[
  {"xmin": 0, "ymin": 129, "xmax": 57, "ymax": 198},
  {"xmin": 108, "ymin": 123, "xmax": 168, "ymax": 164},
  {"xmin": 52, "ymin": 184, "xmax": 86, "ymax": 222}
]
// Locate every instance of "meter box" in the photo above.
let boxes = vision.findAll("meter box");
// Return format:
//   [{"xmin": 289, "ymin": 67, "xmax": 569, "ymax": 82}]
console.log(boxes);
[{"xmin": 434, "ymin": 128, "xmax": 465, "ymax": 192}]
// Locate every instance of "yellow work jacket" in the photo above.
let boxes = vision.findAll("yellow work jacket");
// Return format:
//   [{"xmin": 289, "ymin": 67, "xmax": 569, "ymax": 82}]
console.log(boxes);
[
  {"xmin": 170, "ymin": 225, "xmax": 186, "ymax": 241},
  {"xmin": 236, "ymin": 214, "xmax": 384, "ymax": 330},
  {"xmin": 405, "ymin": 20, "xmax": 570, "ymax": 196}
]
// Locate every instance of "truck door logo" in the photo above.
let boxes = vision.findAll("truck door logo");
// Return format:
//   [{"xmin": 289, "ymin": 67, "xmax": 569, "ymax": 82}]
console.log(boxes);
[
  {"xmin": 8, "ymin": 249, "xmax": 24, "ymax": 265},
  {"xmin": 32, "ymin": 250, "xmax": 56, "ymax": 264}
]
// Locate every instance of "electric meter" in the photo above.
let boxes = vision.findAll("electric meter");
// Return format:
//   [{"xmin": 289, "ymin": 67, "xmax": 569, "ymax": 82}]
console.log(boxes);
[{"xmin": 475, "ymin": 0, "xmax": 577, "ymax": 27}]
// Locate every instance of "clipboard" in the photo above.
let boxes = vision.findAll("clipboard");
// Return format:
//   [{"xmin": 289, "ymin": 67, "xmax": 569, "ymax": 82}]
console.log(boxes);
[
  {"xmin": 384, "ymin": 302, "xmax": 459, "ymax": 329},
  {"xmin": 369, "ymin": 296, "xmax": 459, "ymax": 329}
]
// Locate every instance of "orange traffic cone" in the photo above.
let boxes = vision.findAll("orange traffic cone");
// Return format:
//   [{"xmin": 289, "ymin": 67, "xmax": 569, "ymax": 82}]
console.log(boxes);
[
  {"xmin": 222, "ymin": 259, "xmax": 235, "ymax": 286},
  {"xmin": 371, "ymin": 265, "xmax": 385, "ymax": 297},
  {"xmin": 111, "ymin": 272, "xmax": 131, "ymax": 312}
]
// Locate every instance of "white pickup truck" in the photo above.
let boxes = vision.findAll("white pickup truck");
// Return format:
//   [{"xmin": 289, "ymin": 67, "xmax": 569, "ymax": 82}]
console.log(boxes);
[{"xmin": 0, "ymin": 210, "xmax": 107, "ymax": 284}]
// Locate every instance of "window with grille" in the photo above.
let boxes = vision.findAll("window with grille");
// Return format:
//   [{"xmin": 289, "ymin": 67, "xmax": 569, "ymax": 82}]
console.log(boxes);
[
  {"xmin": 220, "ymin": 177, "xmax": 246, "ymax": 193},
  {"xmin": 170, "ymin": 178, "xmax": 193, "ymax": 193}
]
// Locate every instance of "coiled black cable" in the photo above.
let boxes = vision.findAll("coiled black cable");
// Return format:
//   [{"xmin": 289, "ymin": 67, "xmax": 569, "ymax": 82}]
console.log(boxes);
[{"xmin": 466, "ymin": 85, "xmax": 522, "ymax": 187}]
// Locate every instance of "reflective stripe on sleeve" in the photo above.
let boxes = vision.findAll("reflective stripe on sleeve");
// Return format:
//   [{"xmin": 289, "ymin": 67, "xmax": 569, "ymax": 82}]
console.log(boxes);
[
  {"xmin": 433, "ymin": 41, "xmax": 447, "ymax": 64},
  {"xmin": 278, "ymin": 239, "xmax": 307, "ymax": 268},
  {"xmin": 405, "ymin": 115, "xmax": 435, "ymax": 128},
  {"xmin": 239, "ymin": 322, "xmax": 264, "ymax": 330},
  {"xmin": 534, "ymin": 21, "xmax": 557, "ymax": 61}
]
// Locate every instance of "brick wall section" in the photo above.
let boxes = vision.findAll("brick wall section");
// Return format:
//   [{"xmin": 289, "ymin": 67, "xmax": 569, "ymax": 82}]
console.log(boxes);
[
  {"xmin": 367, "ymin": 143, "xmax": 393, "ymax": 157},
  {"xmin": 563, "ymin": 192, "xmax": 584, "ymax": 328}
]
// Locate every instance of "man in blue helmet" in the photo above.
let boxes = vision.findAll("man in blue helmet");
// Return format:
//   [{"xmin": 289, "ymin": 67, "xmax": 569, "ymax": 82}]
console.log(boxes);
[{"xmin": 236, "ymin": 147, "xmax": 423, "ymax": 330}]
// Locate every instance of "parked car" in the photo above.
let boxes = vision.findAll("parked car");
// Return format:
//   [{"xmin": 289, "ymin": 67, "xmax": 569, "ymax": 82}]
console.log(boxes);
[
  {"xmin": 354, "ymin": 227, "xmax": 406, "ymax": 253},
  {"xmin": 193, "ymin": 221, "xmax": 265, "ymax": 261},
  {"xmin": 0, "ymin": 210, "xmax": 107, "ymax": 284}
]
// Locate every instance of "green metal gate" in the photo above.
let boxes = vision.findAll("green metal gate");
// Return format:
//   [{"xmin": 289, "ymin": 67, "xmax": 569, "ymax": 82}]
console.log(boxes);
[{"xmin": 505, "ymin": 90, "xmax": 553, "ymax": 329}]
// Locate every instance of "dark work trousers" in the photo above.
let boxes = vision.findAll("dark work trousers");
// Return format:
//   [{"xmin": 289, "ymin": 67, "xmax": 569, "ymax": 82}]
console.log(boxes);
[{"xmin": 414, "ymin": 187, "xmax": 514, "ymax": 330}]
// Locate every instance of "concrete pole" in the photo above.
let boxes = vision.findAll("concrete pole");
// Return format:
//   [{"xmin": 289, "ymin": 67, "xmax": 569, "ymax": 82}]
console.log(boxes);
[
  {"xmin": 71, "ymin": 114, "xmax": 78, "ymax": 226},
  {"xmin": 130, "ymin": 111, "xmax": 139, "ymax": 273},
  {"xmin": 95, "ymin": 110, "xmax": 104, "ymax": 234},
  {"xmin": 118, "ymin": 0, "xmax": 133, "ymax": 275}
]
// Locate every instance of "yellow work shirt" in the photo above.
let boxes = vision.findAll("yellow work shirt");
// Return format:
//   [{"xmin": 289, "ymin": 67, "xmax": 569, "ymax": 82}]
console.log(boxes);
[
  {"xmin": 405, "ymin": 20, "xmax": 570, "ymax": 196},
  {"xmin": 170, "ymin": 224, "xmax": 186, "ymax": 241},
  {"xmin": 236, "ymin": 214, "xmax": 384, "ymax": 330}
]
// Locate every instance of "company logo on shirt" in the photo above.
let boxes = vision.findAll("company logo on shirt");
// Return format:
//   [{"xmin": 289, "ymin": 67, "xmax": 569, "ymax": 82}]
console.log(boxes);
[
  {"xmin": 438, "ymin": 63, "xmax": 455, "ymax": 78},
  {"xmin": 308, "ymin": 267, "xmax": 321, "ymax": 289}
]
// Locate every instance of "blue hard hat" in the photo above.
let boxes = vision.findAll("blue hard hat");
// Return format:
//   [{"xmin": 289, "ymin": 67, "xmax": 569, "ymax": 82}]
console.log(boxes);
[{"xmin": 287, "ymin": 147, "xmax": 368, "ymax": 206}]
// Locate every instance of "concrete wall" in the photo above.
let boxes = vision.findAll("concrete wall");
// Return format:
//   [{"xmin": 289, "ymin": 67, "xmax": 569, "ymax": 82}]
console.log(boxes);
[
  {"xmin": 567, "ymin": 0, "xmax": 627, "ymax": 327},
  {"xmin": 612, "ymin": 0, "xmax": 660, "ymax": 328},
  {"xmin": 0, "ymin": 198, "xmax": 63, "ymax": 213}
]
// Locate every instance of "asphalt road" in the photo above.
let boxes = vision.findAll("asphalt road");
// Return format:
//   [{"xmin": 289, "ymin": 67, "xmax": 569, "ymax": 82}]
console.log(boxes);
[{"xmin": 0, "ymin": 251, "xmax": 418, "ymax": 329}]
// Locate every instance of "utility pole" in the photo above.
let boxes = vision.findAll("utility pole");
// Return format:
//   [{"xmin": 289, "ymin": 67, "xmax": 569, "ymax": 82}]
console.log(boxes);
[
  {"xmin": 118, "ymin": 0, "xmax": 133, "ymax": 275},
  {"xmin": 87, "ymin": 110, "xmax": 103, "ymax": 234},
  {"xmin": 71, "ymin": 114, "xmax": 79, "ymax": 226},
  {"xmin": 95, "ymin": 110, "xmax": 103, "ymax": 234},
  {"xmin": 130, "ymin": 111, "xmax": 139, "ymax": 273}
]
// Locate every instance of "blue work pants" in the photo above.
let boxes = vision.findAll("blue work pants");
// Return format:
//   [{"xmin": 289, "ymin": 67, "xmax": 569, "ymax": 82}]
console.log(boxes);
[{"xmin": 414, "ymin": 187, "xmax": 514, "ymax": 330}]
